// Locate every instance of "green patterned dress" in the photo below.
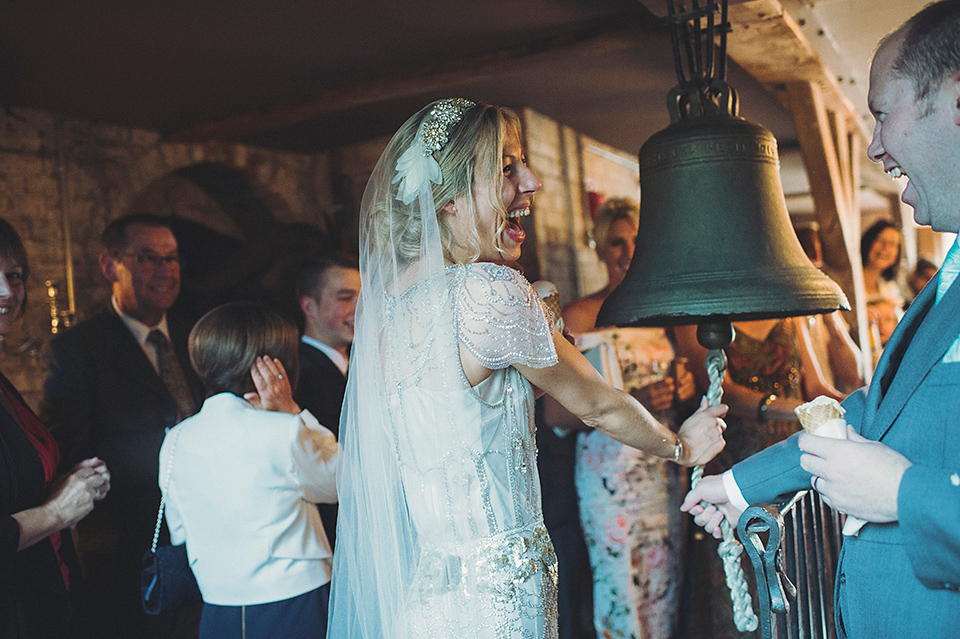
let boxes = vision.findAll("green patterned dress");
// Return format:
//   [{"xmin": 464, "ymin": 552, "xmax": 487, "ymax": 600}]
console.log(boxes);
[{"xmin": 682, "ymin": 319, "xmax": 803, "ymax": 639}]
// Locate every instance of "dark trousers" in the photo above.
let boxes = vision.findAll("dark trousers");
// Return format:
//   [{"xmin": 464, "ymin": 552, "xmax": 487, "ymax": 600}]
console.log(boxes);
[
  {"xmin": 199, "ymin": 584, "xmax": 329, "ymax": 639},
  {"xmin": 0, "ymin": 590, "xmax": 71, "ymax": 639}
]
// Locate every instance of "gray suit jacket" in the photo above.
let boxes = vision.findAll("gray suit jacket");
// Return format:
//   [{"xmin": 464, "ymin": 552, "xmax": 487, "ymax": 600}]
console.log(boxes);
[{"xmin": 733, "ymin": 274, "xmax": 960, "ymax": 638}]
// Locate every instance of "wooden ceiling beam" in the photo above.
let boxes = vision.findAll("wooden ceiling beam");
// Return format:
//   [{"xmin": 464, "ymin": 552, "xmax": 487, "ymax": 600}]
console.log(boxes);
[
  {"xmin": 166, "ymin": 9, "xmax": 654, "ymax": 143},
  {"xmin": 725, "ymin": 0, "xmax": 863, "ymax": 139}
]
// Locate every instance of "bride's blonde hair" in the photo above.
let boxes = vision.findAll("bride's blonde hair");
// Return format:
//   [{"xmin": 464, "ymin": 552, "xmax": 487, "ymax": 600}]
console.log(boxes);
[{"xmin": 369, "ymin": 101, "xmax": 522, "ymax": 265}]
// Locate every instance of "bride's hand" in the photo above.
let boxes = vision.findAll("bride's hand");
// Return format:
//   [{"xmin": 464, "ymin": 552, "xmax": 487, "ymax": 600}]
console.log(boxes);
[
  {"xmin": 676, "ymin": 398, "xmax": 727, "ymax": 466},
  {"xmin": 244, "ymin": 356, "xmax": 301, "ymax": 414}
]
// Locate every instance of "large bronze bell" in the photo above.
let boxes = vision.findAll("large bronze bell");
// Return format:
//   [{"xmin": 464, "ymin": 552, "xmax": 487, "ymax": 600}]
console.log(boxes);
[
  {"xmin": 597, "ymin": 113, "xmax": 849, "ymax": 328},
  {"xmin": 601, "ymin": 5, "xmax": 849, "ymax": 633}
]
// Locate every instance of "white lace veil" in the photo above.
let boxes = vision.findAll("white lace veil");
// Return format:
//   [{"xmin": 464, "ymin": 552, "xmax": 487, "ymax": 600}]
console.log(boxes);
[{"xmin": 327, "ymin": 99, "xmax": 523, "ymax": 637}]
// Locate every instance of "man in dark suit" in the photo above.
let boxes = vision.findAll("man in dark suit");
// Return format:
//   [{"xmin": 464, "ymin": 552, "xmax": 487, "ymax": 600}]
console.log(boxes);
[
  {"xmin": 293, "ymin": 254, "xmax": 360, "ymax": 548},
  {"xmin": 683, "ymin": 3, "xmax": 960, "ymax": 637},
  {"xmin": 43, "ymin": 214, "xmax": 204, "ymax": 638}
]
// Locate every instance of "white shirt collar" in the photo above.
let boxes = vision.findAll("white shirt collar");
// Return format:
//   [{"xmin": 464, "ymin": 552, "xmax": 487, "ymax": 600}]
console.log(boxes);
[
  {"xmin": 301, "ymin": 335, "xmax": 348, "ymax": 376},
  {"xmin": 936, "ymin": 235, "xmax": 960, "ymax": 304},
  {"xmin": 111, "ymin": 295, "xmax": 170, "ymax": 347}
]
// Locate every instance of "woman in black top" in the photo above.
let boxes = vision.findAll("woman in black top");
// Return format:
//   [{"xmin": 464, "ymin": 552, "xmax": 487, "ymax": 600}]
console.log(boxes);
[{"xmin": 0, "ymin": 217, "xmax": 110, "ymax": 637}]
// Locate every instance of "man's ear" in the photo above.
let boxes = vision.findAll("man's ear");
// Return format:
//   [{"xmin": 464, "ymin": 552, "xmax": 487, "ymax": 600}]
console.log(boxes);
[
  {"xmin": 299, "ymin": 294, "xmax": 315, "ymax": 316},
  {"xmin": 99, "ymin": 252, "xmax": 119, "ymax": 283}
]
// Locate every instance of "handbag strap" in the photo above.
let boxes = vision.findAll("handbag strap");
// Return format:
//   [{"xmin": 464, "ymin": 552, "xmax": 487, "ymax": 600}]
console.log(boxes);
[{"xmin": 150, "ymin": 427, "xmax": 182, "ymax": 553}]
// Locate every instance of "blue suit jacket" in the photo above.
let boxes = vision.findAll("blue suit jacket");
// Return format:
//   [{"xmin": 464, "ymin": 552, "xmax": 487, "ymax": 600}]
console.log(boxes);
[{"xmin": 733, "ymin": 274, "xmax": 960, "ymax": 638}]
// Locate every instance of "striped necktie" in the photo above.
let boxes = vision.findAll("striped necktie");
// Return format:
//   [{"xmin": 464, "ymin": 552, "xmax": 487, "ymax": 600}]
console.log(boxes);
[{"xmin": 147, "ymin": 330, "xmax": 197, "ymax": 421}]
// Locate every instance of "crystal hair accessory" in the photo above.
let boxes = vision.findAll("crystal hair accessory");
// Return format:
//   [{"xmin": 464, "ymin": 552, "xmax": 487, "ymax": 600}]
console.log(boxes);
[{"xmin": 392, "ymin": 98, "xmax": 475, "ymax": 205}]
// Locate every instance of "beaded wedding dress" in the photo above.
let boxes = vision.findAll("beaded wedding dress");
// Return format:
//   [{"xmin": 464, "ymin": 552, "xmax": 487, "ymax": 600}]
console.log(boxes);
[
  {"xmin": 326, "ymin": 100, "xmax": 560, "ymax": 639},
  {"xmin": 389, "ymin": 262, "xmax": 559, "ymax": 638}
]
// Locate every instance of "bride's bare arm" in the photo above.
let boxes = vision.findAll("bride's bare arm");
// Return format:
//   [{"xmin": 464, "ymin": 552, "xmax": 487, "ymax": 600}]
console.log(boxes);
[{"xmin": 511, "ymin": 332, "xmax": 726, "ymax": 466}]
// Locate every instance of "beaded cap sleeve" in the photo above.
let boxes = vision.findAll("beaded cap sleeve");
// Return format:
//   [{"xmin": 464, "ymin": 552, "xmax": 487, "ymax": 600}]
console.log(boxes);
[
  {"xmin": 329, "ymin": 101, "xmax": 560, "ymax": 639},
  {"xmin": 452, "ymin": 262, "xmax": 558, "ymax": 370}
]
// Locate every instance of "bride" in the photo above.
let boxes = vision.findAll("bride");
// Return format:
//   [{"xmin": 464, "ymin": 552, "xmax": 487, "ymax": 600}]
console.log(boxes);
[{"xmin": 326, "ymin": 99, "xmax": 728, "ymax": 639}]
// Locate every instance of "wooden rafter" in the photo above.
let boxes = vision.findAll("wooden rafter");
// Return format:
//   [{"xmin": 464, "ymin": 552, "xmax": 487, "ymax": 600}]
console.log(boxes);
[
  {"xmin": 725, "ymin": 0, "xmax": 865, "ymax": 143},
  {"xmin": 166, "ymin": 9, "xmax": 653, "ymax": 142}
]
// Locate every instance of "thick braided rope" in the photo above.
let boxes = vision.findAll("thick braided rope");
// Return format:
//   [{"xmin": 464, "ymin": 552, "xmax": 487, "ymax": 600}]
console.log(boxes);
[{"xmin": 690, "ymin": 348, "xmax": 759, "ymax": 633}]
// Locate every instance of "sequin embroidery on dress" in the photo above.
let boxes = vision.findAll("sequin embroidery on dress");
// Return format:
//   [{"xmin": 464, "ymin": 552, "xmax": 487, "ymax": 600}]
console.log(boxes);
[{"xmin": 386, "ymin": 262, "xmax": 559, "ymax": 638}]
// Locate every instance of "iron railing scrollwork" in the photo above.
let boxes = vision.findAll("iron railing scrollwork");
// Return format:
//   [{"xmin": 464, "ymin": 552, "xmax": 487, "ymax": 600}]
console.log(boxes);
[{"xmin": 738, "ymin": 490, "xmax": 844, "ymax": 639}]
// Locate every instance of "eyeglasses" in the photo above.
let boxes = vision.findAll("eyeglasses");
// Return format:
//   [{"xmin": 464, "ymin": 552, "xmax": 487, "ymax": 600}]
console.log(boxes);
[{"xmin": 114, "ymin": 252, "xmax": 181, "ymax": 268}]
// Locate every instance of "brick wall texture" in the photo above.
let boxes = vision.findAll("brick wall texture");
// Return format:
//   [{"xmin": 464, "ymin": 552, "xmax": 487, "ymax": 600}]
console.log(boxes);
[{"xmin": 0, "ymin": 106, "xmax": 632, "ymax": 410}]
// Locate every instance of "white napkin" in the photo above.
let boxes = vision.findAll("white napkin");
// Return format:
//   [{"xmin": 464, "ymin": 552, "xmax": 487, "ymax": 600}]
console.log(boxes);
[{"xmin": 808, "ymin": 417, "xmax": 867, "ymax": 536}]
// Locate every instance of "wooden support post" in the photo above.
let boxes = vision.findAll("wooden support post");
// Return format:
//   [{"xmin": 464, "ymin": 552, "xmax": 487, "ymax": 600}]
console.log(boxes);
[{"xmin": 785, "ymin": 80, "xmax": 871, "ymax": 381}]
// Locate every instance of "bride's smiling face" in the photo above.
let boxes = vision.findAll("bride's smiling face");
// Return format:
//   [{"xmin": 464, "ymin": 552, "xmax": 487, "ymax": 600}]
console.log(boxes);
[{"xmin": 459, "ymin": 125, "xmax": 540, "ymax": 264}]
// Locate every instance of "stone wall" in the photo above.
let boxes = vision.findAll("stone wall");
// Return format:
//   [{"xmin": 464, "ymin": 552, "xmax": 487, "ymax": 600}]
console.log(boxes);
[
  {"xmin": 0, "ymin": 105, "xmax": 632, "ymax": 410},
  {"xmin": 0, "ymin": 108, "xmax": 342, "ymax": 408}
]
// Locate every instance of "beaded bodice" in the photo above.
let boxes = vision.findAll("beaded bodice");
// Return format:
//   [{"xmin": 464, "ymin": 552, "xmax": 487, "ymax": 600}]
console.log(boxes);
[{"xmin": 383, "ymin": 262, "xmax": 560, "ymax": 638}]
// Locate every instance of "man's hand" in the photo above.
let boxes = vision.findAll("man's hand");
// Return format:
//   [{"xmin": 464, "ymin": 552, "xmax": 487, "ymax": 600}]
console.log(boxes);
[
  {"xmin": 799, "ymin": 425, "xmax": 910, "ymax": 523},
  {"xmin": 681, "ymin": 474, "xmax": 742, "ymax": 539}
]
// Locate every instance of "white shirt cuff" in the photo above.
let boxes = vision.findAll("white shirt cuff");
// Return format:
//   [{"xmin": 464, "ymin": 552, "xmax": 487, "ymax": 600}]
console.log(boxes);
[{"xmin": 723, "ymin": 469, "xmax": 750, "ymax": 512}]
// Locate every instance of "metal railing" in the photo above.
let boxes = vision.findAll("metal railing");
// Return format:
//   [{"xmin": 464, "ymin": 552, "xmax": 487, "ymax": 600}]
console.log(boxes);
[{"xmin": 738, "ymin": 490, "xmax": 844, "ymax": 639}]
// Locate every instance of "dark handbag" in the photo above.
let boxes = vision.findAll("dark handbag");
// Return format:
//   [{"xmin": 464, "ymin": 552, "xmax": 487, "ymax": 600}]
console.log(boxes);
[
  {"xmin": 141, "ymin": 543, "xmax": 201, "ymax": 615},
  {"xmin": 141, "ymin": 428, "xmax": 202, "ymax": 615}
]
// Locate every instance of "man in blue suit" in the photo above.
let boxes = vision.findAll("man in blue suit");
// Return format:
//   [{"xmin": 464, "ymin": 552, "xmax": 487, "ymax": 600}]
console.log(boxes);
[{"xmin": 683, "ymin": 2, "xmax": 960, "ymax": 637}]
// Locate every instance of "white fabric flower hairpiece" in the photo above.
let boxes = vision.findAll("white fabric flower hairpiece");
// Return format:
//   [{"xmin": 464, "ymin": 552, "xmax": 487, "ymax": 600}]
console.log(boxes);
[{"xmin": 393, "ymin": 98, "xmax": 475, "ymax": 205}]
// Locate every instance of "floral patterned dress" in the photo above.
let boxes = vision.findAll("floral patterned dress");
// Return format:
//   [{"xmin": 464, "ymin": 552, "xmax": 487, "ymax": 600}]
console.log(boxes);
[{"xmin": 574, "ymin": 327, "xmax": 685, "ymax": 639}]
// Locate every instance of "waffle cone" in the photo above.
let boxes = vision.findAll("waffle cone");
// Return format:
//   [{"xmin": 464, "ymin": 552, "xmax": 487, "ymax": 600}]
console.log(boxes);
[{"xmin": 795, "ymin": 396, "xmax": 844, "ymax": 434}]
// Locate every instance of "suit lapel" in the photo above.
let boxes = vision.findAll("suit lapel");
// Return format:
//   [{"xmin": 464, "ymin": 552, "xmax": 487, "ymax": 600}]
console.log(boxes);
[
  {"xmin": 302, "ymin": 341, "xmax": 347, "ymax": 379},
  {"xmin": 103, "ymin": 310, "xmax": 171, "ymax": 400},
  {"xmin": 867, "ymin": 273, "xmax": 960, "ymax": 440}
]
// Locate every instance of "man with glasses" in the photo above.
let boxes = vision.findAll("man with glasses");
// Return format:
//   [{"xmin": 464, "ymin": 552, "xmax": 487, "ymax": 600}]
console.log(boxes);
[{"xmin": 43, "ymin": 213, "xmax": 204, "ymax": 638}]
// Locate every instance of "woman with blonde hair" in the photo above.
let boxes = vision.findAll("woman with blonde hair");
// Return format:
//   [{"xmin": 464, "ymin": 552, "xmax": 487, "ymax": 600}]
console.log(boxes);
[
  {"xmin": 559, "ymin": 198, "xmax": 698, "ymax": 639},
  {"xmin": 326, "ymin": 100, "xmax": 728, "ymax": 639}
]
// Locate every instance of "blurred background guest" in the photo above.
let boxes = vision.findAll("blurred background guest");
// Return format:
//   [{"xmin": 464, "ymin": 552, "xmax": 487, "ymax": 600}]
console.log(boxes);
[
  {"xmin": 42, "ymin": 214, "xmax": 205, "ymax": 638},
  {"xmin": 905, "ymin": 256, "xmax": 939, "ymax": 306},
  {"xmin": 553, "ymin": 198, "xmax": 697, "ymax": 639},
  {"xmin": 535, "ymin": 400, "xmax": 595, "ymax": 639},
  {"xmin": 867, "ymin": 298, "xmax": 901, "ymax": 366},
  {"xmin": 292, "ymin": 254, "xmax": 359, "ymax": 550},
  {"xmin": 0, "ymin": 217, "xmax": 110, "ymax": 638},
  {"xmin": 860, "ymin": 219, "xmax": 905, "ymax": 311},
  {"xmin": 161, "ymin": 302, "xmax": 338, "ymax": 639},
  {"xmin": 794, "ymin": 221, "xmax": 863, "ymax": 394},
  {"xmin": 676, "ymin": 311, "xmax": 845, "ymax": 638}
]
